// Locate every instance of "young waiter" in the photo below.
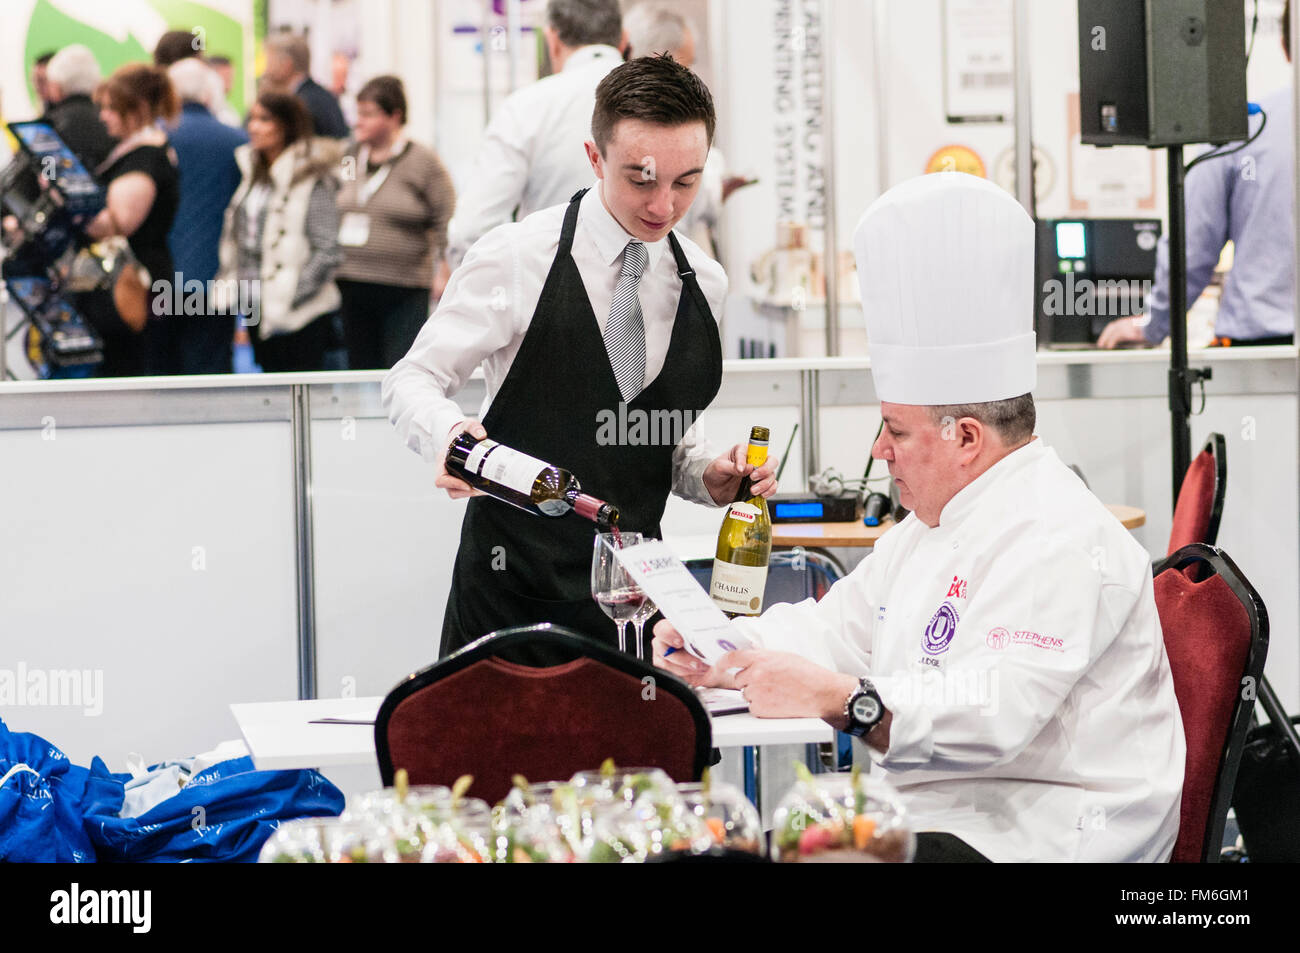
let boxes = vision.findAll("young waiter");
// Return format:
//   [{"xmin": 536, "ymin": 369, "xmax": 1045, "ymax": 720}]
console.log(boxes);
[{"xmin": 383, "ymin": 55, "xmax": 778, "ymax": 657}]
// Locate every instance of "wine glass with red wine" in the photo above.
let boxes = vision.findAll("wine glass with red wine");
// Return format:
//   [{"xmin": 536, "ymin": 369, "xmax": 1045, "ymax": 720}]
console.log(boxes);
[{"xmin": 591, "ymin": 531, "xmax": 645, "ymax": 654}]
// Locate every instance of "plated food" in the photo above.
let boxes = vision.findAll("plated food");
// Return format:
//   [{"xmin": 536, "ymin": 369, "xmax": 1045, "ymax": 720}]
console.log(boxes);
[
  {"xmin": 771, "ymin": 764, "xmax": 915, "ymax": 863},
  {"xmin": 260, "ymin": 760, "xmax": 910, "ymax": 863}
]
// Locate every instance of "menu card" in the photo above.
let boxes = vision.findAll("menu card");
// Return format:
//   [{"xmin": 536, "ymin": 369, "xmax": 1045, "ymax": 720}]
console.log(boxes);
[{"xmin": 613, "ymin": 540, "xmax": 755, "ymax": 665}]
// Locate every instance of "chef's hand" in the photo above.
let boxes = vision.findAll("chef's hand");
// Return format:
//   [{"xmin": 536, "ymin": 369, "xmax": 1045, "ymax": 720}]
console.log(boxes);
[
  {"xmin": 704, "ymin": 444, "xmax": 779, "ymax": 505},
  {"xmin": 435, "ymin": 419, "xmax": 488, "ymax": 500},
  {"xmin": 720, "ymin": 649, "xmax": 859, "ymax": 723},
  {"xmin": 1097, "ymin": 315, "xmax": 1150, "ymax": 349},
  {"xmin": 651, "ymin": 620, "xmax": 736, "ymax": 689}
]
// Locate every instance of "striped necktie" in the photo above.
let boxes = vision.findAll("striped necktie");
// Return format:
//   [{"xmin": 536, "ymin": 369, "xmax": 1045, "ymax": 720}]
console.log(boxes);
[{"xmin": 605, "ymin": 240, "xmax": 649, "ymax": 402}]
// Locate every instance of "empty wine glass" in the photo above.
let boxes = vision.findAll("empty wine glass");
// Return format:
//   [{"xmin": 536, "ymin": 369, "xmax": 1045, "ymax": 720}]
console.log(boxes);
[
  {"xmin": 591, "ymin": 531, "xmax": 644, "ymax": 654},
  {"xmin": 630, "ymin": 595, "xmax": 657, "ymax": 661}
]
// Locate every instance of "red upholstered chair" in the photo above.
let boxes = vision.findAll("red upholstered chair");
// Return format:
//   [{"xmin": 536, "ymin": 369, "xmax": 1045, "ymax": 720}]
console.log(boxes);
[
  {"xmin": 374, "ymin": 624, "xmax": 712, "ymax": 805},
  {"xmin": 1167, "ymin": 433, "xmax": 1226, "ymax": 556},
  {"xmin": 1153, "ymin": 544, "xmax": 1268, "ymax": 863}
]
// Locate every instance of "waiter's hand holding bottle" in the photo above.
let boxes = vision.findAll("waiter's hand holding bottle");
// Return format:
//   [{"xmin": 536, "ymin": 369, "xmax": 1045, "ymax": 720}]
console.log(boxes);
[
  {"xmin": 436, "ymin": 419, "xmax": 488, "ymax": 499},
  {"xmin": 703, "ymin": 444, "xmax": 780, "ymax": 504}
]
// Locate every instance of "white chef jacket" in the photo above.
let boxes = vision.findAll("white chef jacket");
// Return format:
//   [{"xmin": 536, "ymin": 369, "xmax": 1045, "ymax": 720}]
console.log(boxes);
[
  {"xmin": 736, "ymin": 437, "xmax": 1186, "ymax": 862},
  {"xmin": 383, "ymin": 184, "xmax": 729, "ymax": 506},
  {"xmin": 445, "ymin": 44, "xmax": 625, "ymax": 269}
]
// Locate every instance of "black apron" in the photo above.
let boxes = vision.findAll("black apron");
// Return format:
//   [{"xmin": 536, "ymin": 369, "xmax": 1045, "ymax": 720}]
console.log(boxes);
[{"xmin": 441, "ymin": 190, "xmax": 723, "ymax": 658}]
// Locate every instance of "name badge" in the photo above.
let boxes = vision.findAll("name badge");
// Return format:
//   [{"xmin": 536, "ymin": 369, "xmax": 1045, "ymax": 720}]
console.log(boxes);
[{"xmin": 338, "ymin": 211, "xmax": 371, "ymax": 247}]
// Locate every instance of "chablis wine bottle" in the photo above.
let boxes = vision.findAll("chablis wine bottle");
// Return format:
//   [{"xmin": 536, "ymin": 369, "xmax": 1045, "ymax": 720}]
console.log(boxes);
[
  {"xmin": 446, "ymin": 432, "xmax": 619, "ymax": 526},
  {"xmin": 709, "ymin": 426, "xmax": 772, "ymax": 617}
]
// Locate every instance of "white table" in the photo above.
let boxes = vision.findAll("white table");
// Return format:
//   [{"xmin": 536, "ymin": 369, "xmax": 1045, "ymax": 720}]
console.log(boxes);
[{"xmin": 230, "ymin": 697, "xmax": 832, "ymax": 772}]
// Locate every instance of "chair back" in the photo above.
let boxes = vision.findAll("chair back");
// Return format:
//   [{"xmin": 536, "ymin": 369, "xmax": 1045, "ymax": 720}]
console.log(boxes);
[
  {"xmin": 374, "ymin": 624, "xmax": 712, "ymax": 804},
  {"xmin": 1153, "ymin": 543, "xmax": 1268, "ymax": 862},
  {"xmin": 686, "ymin": 548, "xmax": 846, "ymax": 609},
  {"xmin": 1167, "ymin": 433, "xmax": 1226, "ymax": 556}
]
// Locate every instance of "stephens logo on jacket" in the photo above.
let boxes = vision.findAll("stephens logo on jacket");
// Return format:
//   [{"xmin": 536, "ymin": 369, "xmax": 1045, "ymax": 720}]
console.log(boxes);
[
  {"xmin": 985, "ymin": 627, "xmax": 1065, "ymax": 652},
  {"xmin": 922, "ymin": 602, "xmax": 960, "ymax": 656}
]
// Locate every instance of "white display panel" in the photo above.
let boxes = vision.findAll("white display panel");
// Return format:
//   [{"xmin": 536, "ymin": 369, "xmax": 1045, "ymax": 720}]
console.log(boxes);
[
  {"xmin": 309, "ymin": 413, "xmax": 467, "ymax": 700},
  {"xmin": 0, "ymin": 420, "xmax": 299, "ymax": 770}
]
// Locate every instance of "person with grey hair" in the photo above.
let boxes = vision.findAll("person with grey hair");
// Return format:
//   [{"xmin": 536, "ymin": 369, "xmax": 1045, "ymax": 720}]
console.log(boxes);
[
  {"xmin": 624, "ymin": 2, "xmax": 695, "ymax": 66},
  {"xmin": 623, "ymin": 2, "xmax": 754, "ymax": 257},
  {"xmin": 167, "ymin": 57, "xmax": 214, "ymax": 107},
  {"xmin": 160, "ymin": 57, "xmax": 248, "ymax": 373},
  {"xmin": 444, "ymin": 0, "xmax": 628, "ymax": 271},
  {"xmin": 262, "ymin": 32, "xmax": 347, "ymax": 138},
  {"xmin": 43, "ymin": 44, "xmax": 115, "ymax": 170}
]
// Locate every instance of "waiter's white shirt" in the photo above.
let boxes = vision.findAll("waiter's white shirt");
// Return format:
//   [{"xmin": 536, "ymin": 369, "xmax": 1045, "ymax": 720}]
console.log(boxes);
[
  {"xmin": 445, "ymin": 44, "xmax": 624, "ymax": 268},
  {"xmin": 736, "ymin": 438, "xmax": 1186, "ymax": 862},
  {"xmin": 383, "ymin": 184, "xmax": 729, "ymax": 505}
]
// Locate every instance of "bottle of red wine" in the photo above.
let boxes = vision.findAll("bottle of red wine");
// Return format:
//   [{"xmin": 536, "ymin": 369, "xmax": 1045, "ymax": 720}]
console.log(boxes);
[{"xmin": 445, "ymin": 432, "xmax": 620, "ymax": 526}]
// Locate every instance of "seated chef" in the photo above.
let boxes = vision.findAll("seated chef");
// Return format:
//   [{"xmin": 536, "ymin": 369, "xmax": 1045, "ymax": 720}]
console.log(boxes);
[{"xmin": 653, "ymin": 172, "xmax": 1187, "ymax": 863}]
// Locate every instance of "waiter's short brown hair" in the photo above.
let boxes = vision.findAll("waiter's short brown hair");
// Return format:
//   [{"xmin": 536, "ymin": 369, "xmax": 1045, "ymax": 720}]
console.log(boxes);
[
  {"xmin": 592, "ymin": 53, "xmax": 715, "ymax": 153},
  {"xmin": 927, "ymin": 393, "xmax": 1036, "ymax": 445}
]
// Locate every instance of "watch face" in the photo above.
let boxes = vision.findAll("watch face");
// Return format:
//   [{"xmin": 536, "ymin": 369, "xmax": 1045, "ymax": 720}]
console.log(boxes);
[{"xmin": 852, "ymin": 693, "xmax": 881, "ymax": 724}]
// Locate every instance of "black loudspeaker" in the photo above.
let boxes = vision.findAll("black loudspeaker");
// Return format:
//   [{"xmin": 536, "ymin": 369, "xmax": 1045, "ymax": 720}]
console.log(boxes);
[{"xmin": 1078, "ymin": 0, "xmax": 1248, "ymax": 147}]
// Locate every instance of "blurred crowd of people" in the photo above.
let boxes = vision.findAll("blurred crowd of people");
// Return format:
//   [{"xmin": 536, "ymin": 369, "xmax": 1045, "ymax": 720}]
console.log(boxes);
[
  {"xmin": 12, "ymin": 1, "xmax": 744, "ymax": 379},
  {"xmin": 16, "ymin": 30, "xmax": 456, "ymax": 376}
]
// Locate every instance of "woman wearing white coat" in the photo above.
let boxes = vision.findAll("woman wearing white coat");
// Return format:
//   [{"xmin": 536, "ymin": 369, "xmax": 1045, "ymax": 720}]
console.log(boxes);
[{"xmin": 216, "ymin": 91, "xmax": 342, "ymax": 372}]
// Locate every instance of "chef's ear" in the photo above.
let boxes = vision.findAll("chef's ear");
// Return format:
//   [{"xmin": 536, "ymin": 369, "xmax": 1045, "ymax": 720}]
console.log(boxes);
[
  {"xmin": 584, "ymin": 139, "xmax": 604, "ymax": 179},
  {"xmin": 956, "ymin": 416, "xmax": 985, "ymax": 455}
]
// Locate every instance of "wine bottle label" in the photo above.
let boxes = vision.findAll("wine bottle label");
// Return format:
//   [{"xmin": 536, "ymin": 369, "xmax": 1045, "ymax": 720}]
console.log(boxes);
[
  {"xmin": 709, "ymin": 559, "xmax": 768, "ymax": 615},
  {"xmin": 464, "ymin": 439, "xmax": 547, "ymax": 497},
  {"xmin": 462, "ymin": 438, "xmax": 499, "ymax": 473},
  {"xmin": 727, "ymin": 502, "xmax": 761, "ymax": 524},
  {"xmin": 745, "ymin": 441, "xmax": 768, "ymax": 468}
]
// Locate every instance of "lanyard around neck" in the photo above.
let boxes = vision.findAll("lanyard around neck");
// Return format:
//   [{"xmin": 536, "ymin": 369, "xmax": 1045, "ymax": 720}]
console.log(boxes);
[{"xmin": 355, "ymin": 138, "xmax": 408, "ymax": 205}]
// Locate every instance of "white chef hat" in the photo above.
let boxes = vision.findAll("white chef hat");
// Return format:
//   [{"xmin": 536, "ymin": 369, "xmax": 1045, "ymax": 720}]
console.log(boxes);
[{"xmin": 852, "ymin": 172, "xmax": 1036, "ymax": 405}]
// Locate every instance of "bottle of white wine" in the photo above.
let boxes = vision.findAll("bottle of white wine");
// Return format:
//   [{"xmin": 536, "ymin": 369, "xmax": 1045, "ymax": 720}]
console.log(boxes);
[
  {"xmin": 709, "ymin": 426, "xmax": 771, "ymax": 617},
  {"xmin": 446, "ymin": 432, "xmax": 620, "ymax": 526}
]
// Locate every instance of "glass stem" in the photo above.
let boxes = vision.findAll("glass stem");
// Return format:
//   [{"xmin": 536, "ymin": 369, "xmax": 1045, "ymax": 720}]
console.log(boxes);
[
  {"xmin": 616, "ymin": 620, "xmax": 628, "ymax": 654},
  {"xmin": 632, "ymin": 619, "xmax": 646, "ymax": 661}
]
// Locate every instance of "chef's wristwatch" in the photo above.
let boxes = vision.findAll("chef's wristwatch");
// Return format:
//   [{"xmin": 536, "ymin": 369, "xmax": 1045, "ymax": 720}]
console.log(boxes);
[{"xmin": 843, "ymin": 677, "xmax": 884, "ymax": 737}]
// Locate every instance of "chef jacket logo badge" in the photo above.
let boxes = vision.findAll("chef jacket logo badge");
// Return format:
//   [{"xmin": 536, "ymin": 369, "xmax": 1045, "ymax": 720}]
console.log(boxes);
[
  {"xmin": 922, "ymin": 602, "xmax": 960, "ymax": 655},
  {"xmin": 987, "ymin": 627, "xmax": 1010, "ymax": 650},
  {"xmin": 946, "ymin": 575, "xmax": 968, "ymax": 599}
]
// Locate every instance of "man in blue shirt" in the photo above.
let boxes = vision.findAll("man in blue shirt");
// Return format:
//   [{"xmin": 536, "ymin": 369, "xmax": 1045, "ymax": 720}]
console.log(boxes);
[
  {"xmin": 162, "ymin": 58, "xmax": 249, "ymax": 373},
  {"xmin": 1100, "ymin": 4, "xmax": 1295, "ymax": 349}
]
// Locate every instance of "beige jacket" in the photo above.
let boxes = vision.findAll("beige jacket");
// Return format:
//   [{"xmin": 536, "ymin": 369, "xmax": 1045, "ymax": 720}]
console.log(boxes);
[{"xmin": 217, "ymin": 138, "xmax": 342, "ymax": 338}]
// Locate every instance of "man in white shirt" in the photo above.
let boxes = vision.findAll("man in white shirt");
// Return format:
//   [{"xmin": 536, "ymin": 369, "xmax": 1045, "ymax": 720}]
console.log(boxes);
[
  {"xmin": 444, "ymin": 0, "xmax": 628, "ymax": 270},
  {"xmin": 384, "ymin": 55, "xmax": 777, "ymax": 659},
  {"xmin": 654, "ymin": 173, "xmax": 1186, "ymax": 863}
]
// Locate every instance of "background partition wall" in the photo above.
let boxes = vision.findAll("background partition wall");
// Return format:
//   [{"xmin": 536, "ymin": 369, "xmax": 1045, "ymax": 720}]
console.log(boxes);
[{"xmin": 3, "ymin": 351, "xmax": 1295, "ymax": 771}]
